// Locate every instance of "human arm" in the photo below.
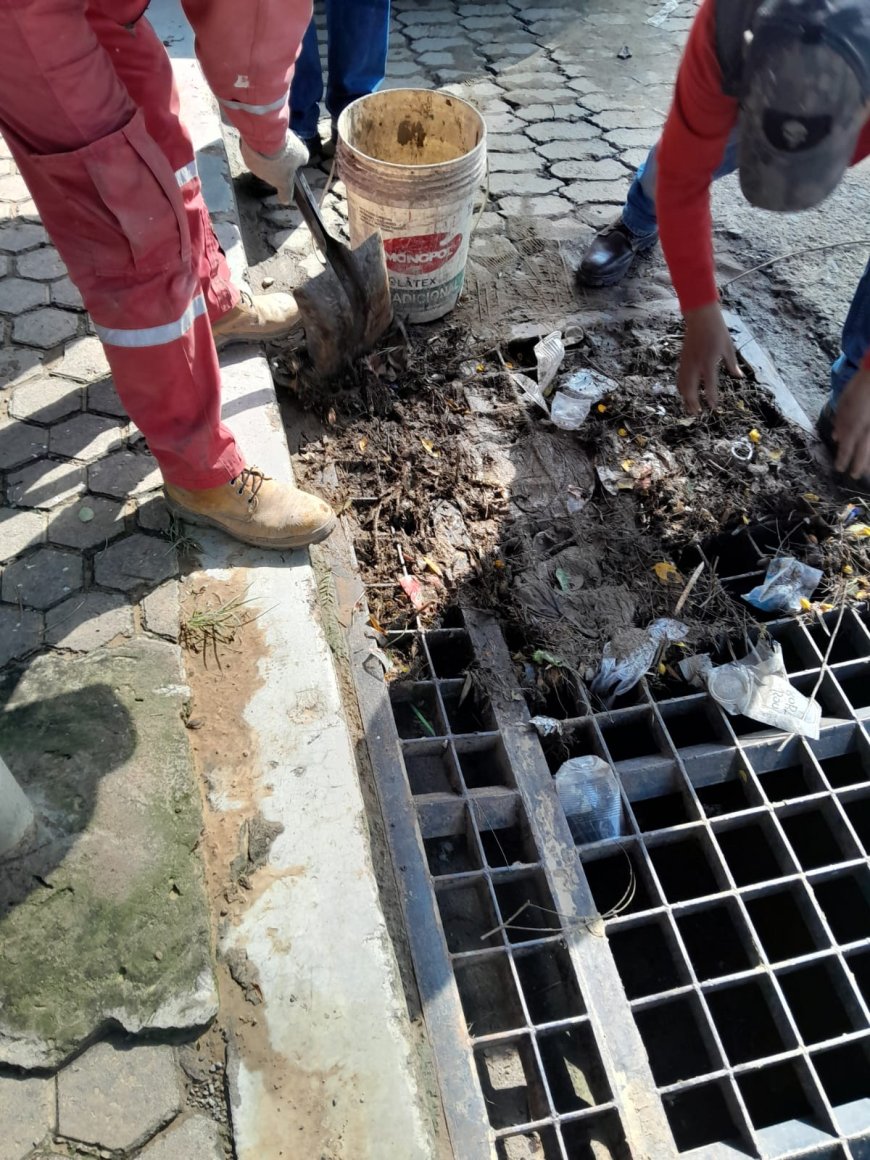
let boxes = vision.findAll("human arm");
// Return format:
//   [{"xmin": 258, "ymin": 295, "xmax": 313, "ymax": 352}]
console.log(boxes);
[{"xmin": 656, "ymin": 0, "xmax": 743, "ymax": 409}]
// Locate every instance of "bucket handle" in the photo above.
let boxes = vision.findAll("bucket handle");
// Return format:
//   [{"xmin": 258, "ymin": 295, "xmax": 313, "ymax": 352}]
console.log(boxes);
[{"xmin": 468, "ymin": 156, "xmax": 491, "ymax": 242}]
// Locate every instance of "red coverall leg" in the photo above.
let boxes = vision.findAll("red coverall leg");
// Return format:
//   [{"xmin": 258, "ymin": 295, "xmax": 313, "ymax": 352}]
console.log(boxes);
[
  {"xmin": 0, "ymin": 0, "xmax": 245, "ymax": 489},
  {"xmin": 181, "ymin": 0, "xmax": 312, "ymax": 156}
]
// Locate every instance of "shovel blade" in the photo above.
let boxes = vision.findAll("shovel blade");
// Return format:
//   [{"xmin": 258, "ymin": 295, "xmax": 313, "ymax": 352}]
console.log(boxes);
[{"xmin": 294, "ymin": 231, "xmax": 393, "ymax": 376}]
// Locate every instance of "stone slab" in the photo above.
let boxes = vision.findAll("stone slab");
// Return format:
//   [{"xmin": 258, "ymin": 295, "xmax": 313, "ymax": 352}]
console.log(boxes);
[
  {"xmin": 0, "ymin": 640, "xmax": 217, "ymax": 1068},
  {"xmin": 0, "ymin": 1074, "xmax": 54, "ymax": 1160},
  {"xmin": 57, "ymin": 1041, "xmax": 182, "ymax": 1152},
  {"xmin": 138, "ymin": 1113, "xmax": 224, "ymax": 1160}
]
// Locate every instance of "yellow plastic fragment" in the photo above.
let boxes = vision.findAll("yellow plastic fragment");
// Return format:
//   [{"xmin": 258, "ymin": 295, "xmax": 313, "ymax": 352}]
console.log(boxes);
[
  {"xmin": 597, "ymin": 403, "xmax": 608, "ymax": 413},
  {"xmin": 420, "ymin": 438, "xmax": 440, "ymax": 457},
  {"xmin": 618, "ymin": 427, "xmax": 628, "ymax": 437},
  {"xmin": 748, "ymin": 428, "xmax": 762, "ymax": 444},
  {"xmin": 802, "ymin": 492, "xmax": 821, "ymax": 503},
  {"xmin": 800, "ymin": 598, "xmax": 813, "ymax": 611}
]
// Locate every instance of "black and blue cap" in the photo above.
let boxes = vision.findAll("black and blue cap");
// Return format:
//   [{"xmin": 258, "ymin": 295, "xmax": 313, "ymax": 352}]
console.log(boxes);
[{"xmin": 739, "ymin": 0, "xmax": 870, "ymax": 212}]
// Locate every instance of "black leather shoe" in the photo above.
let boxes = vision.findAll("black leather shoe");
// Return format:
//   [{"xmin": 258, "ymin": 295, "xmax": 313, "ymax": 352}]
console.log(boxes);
[
  {"xmin": 576, "ymin": 217, "xmax": 659, "ymax": 288},
  {"xmin": 816, "ymin": 401, "xmax": 870, "ymax": 495}
]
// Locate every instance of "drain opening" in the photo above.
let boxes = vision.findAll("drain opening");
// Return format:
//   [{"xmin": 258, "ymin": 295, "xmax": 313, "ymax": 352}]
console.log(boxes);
[
  {"xmin": 744, "ymin": 884, "xmax": 827, "ymax": 961},
  {"xmin": 777, "ymin": 959, "xmax": 859, "ymax": 1043},
  {"xmin": 634, "ymin": 996, "xmax": 718, "ymax": 1085},
  {"xmin": 814, "ymin": 1041, "xmax": 870, "ymax": 1135},
  {"xmin": 663, "ymin": 1081, "xmax": 744, "ymax": 1153},
  {"xmin": 608, "ymin": 919, "xmax": 685, "ymax": 999},
  {"xmin": 705, "ymin": 979, "xmax": 792, "ymax": 1065},
  {"xmin": 675, "ymin": 901, "xmax": 757, "ymax": 980},
  {"xmin": 646, "ymin": 834, "xmax": 722, "ymax": 903}
]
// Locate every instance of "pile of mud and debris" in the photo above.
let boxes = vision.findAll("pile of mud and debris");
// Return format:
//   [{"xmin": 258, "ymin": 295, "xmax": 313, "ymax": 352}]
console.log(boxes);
[{"xmin": 282, "ymin": 316, "xmax": 870, "ymax": 693}]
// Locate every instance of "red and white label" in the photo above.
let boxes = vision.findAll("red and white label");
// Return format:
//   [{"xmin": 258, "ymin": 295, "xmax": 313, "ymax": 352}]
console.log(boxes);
[{"xmin": 383, "ymin": 231, "xmax": 462, "ymax": 276}]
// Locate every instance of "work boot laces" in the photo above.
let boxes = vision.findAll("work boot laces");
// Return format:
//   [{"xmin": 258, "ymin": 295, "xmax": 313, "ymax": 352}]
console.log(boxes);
[{"xmin": 231, "ymin": 467, "xmax": 268, "ymax": 511}]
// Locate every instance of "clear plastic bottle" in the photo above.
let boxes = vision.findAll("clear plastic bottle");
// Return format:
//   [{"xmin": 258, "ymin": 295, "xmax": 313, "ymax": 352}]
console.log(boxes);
[{"xmin": 555, "ymin": 755, "xmax": 624, "ymax": 846}]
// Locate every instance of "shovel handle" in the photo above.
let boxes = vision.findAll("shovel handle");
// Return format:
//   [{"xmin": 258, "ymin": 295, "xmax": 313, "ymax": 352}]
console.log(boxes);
[{"xmin": 293, "ymin": 171, "xmax": 331, "ymax": 256}]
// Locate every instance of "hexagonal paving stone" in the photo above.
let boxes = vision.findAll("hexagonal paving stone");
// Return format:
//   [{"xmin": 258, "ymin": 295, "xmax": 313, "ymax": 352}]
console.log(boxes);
[
  {"xmin": 7, "ymin": 458, "xmax": 86, "ymax": 510},
  {"xmin": 0, "ymin": 603, "xmax": 42, "ymax": 665},
  {"xmin": 13, "ymin": 306, "xmax": 79, "ymax": 349},
  {"xmin": 0, "ymin": 221, "xmax": 47, "ymax": 253},
  {"xmin": 88, "ymin": 448, "xmax": 161, "ymax": 498},
  {"xmin": 93, "ymin": 531, "xmax": 177, "ymax": 592},
  {"xmin": 0, "ymin": 346, "xmax": 42, "ymax": 389},
  {"xmin": 57, "ymin": 1042, "xmax": 182, "ymax": 1152},
  {"xmin": 136, "ymin": 491, "xmax": 171, "ymax": 533},
  {"xmin": 0, "ymin": 506, "xmax": 46, "ymax": 561},
  {"xmin": 15, "ymin": 246, "xmax": 67, "ymax": 280},
  {"xmin": 0, "ymin": 1070, "xmax": 54, "ymax": 1160},
  {"xmin": 45, "ymin": 590, "xmax": 134, "ymax": 651},
  {"xmin": 0, "ymin": 417, "xmax": 47, "ymax": 470},
  {"xmin": 8, "ymin": 374, "xmax": 81, "ymax": 422},
  {"xmin": 49, "ymin": 413, "xmax": 124, "ymax": 462},
  {"xmin": 2, "ymin": 545, "xmax": 84, "ymax": 609},
  {"xmin": 51, "ymin": 275, "xmax": 84, "ymax": 311},
  {"xmin": 55, "ymin": 335, "xmax": 108, "ymax": 381},
  {"xmin": 87, "ymin": 376, "xmax": 127, "ymax": 417},
  {"xmin": 0, "ymin": 277, "xmax": 49, "ymax": 314},
  {"xmin": 48, "ymin": 495, "xmax": 127, "ymax": 549}
]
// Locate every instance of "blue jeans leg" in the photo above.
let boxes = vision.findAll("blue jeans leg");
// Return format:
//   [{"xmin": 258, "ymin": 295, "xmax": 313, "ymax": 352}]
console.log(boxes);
[
  {"xmin": 831, "ymin": 254, "xmax": 870, "ymax": 409},
  {"xmin": 621, "ymin": 129, "xmax": 741, "ymax": 238},
  {"xmin": 290, "ymin": 20, "xmax": 324, "ymax": 141},
  {"xmin": 324, "ymin": 0, "xmax": 390, "ymax": 124}
]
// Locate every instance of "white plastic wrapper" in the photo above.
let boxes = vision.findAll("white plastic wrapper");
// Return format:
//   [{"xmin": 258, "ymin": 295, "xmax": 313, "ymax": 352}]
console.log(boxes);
[{"xmin": 680, "ymin": 641, "xmax": 821, "ymax": 739}]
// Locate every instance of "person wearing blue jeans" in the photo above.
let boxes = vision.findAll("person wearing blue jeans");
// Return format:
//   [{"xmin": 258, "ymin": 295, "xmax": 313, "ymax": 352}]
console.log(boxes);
[
  {"xmin": 583, "ymin": 130, "xmax": 866, "ymax": 420},
  {"xmin": 290, "ymin": 0, "xmax": 390, "ymax": 160}
]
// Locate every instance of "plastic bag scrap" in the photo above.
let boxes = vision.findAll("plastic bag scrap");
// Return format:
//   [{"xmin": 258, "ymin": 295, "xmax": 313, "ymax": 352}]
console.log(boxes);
[
  {"xmin": 743, "ymin": 556, "xmax": 823, "ymax": 614},
  {"xmin": 555, "ymin": 755, "xmax": 624, "ymax": 846},
  {"xmin": 679, "ymin": 641, "xmax": 821, "ymax": 739},
  {"xmin": 529, "ymin": 715, "xmax": 562, "ymax": 737},
  {"xmin": 550, "ymin": 369, "xmax": 616, "ymax": 431},
  {"xmin": 592, "ymin": 618, "xmax": 688, "ymax": 705}
]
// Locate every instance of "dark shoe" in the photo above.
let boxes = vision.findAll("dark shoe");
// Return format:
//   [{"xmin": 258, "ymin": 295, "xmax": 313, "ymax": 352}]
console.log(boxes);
[
  {"xmin": 300, "ymin": 133, "xmax": 336, "ymax": 166},
  {"xmin": 816, "ymin": 401, "xmax": 870, "ymax": 495},
  {"xmin": 576, "ymin": 216, "xmax": 658, "ymax": 288}
]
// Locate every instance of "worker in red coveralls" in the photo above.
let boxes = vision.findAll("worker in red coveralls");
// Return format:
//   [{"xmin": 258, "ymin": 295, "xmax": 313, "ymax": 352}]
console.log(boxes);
[
  {"xmin": 576, "ymin": 0, "xmax": 870, "ymax": 488},
  {"xmin": 0, "ymin": 0, "xmax": 335, "ymax": 550}
]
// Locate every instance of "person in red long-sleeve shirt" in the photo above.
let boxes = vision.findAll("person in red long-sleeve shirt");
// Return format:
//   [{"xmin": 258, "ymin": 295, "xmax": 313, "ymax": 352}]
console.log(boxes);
[{"xmin": 577, "ymin": 0, "xmax": 870, "ymax": 484}]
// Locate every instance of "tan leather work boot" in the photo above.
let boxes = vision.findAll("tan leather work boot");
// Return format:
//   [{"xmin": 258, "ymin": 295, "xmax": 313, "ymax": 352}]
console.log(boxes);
[
  {"xmin": 164, "ymin": 467, "xmax": 336, "ymax": 550},
  {"xmin": 212, "ymin": 290, "xmax": 304, "ymax": 350}
]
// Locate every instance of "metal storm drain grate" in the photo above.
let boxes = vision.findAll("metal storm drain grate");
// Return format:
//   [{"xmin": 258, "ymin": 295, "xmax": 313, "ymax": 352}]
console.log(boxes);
[{"xmin": 349, "ymin": 605, "xmax": 870, "ymax": 1160}]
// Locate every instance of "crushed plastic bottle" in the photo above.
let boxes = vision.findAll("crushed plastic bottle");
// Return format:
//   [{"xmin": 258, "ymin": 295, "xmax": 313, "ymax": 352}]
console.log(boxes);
[{"xmin": 555, "ymin": 755, "xmax": 624, "ymax": 846}]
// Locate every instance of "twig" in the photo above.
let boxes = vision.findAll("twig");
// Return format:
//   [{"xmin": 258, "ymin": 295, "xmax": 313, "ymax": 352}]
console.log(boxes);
[
  {"xmin": 674, "ymin": 562, "xmax": 705, "ymax": 616},
  {"xmin": 720, "ymin": 238, "xmax": 870, "ymax": 291},
  {"xmin": 480, "ymin": 900, "xmax": 532, "ymax": 941}
]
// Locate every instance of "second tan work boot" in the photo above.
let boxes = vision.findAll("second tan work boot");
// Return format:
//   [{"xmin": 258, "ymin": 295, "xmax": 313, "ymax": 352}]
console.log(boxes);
[
  {"xmin": 164, "ymin": 467, "xmax": 336, "ymax": 550},
  {"xmin": 212, "ymin": 290, "xmax": 304, "ymax": 350}
]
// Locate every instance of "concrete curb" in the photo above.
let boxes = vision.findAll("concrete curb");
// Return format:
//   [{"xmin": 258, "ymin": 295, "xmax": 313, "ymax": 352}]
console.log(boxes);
[{"xmin": 148, "ymin": 3, "xmax": 438, "ymax": 1156}]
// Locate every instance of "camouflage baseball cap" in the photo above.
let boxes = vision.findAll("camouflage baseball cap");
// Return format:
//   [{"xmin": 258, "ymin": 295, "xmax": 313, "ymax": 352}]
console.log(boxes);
[{"xmin": 739, "ymin": 0, "xmax": 870, "ymax": 212}]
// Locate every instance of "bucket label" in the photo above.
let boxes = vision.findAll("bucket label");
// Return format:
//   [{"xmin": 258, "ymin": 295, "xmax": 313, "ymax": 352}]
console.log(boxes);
[
  {"xmin": 383, "ymin": 231, "xmax": 462, "ymax": 276},
  {"xmin": 390, "ymin": 270, "xmax": 466, "ymax": 315}
]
